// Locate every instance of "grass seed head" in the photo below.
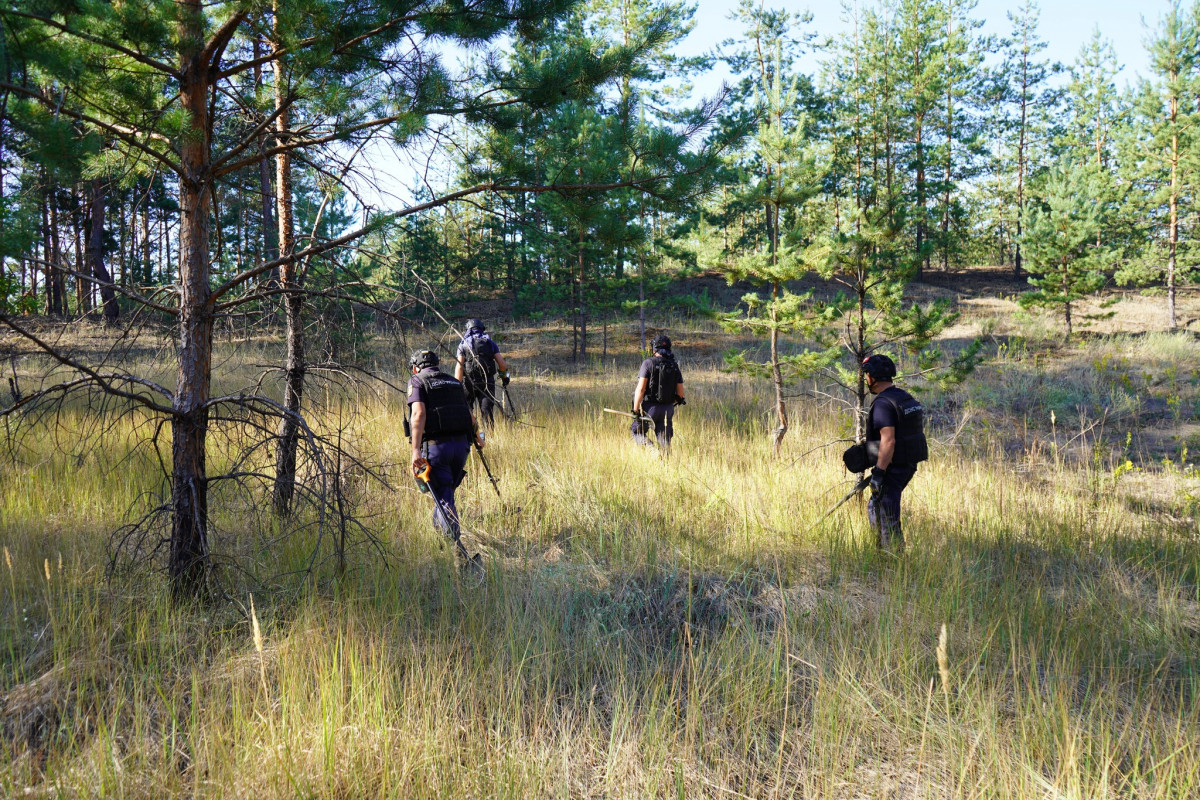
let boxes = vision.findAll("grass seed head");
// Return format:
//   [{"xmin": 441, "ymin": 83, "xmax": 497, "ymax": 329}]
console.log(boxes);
[
  {"xmin": 937, "ymin": 623, "xmax": 951, "ymax": 701},
  {"xmin": 251, "ymin": 595, "xmax": 264, "ymax": 656}
]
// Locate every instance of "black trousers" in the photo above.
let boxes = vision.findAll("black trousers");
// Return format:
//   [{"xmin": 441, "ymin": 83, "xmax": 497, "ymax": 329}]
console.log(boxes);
[
  {"xmin": 867, "ymin": 464, "xmax": 916, "ymax": 550},
  {"xmin": 631, "ymin": 403, "xmax": 675, "ymax": 449},
  {"xmin": 465, "ymin": 376, "xmax": 497, "ymax": 427}
]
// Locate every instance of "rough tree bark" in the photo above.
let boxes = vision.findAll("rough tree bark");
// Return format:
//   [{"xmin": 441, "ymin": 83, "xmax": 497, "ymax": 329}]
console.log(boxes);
[
  {"xmin": 170, "ymin": 1, "xmax": 217, "ymax": 595},
  {"xmin": 88, "ymin": 180, "xmax": 119, "ymax": 323},
  {"xmin": 271, "ymin": 26, "xmax": 304, "ymax": 515}
]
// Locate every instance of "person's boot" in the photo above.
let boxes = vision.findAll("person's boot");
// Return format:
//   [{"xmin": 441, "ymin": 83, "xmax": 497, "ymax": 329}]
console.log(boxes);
[{"xmin": 451, "ymin": 534, "xmax": 484, "ymax": 580}]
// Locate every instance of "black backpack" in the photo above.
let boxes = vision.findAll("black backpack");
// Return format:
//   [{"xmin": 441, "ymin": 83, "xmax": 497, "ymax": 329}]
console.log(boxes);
[
  {"xmin": 464, "ymin": 334, "xmax": 495, "ymax": 387},
  {"xmin": 647, "ymin": 354, "xmax": 682, "ymax": 404}
]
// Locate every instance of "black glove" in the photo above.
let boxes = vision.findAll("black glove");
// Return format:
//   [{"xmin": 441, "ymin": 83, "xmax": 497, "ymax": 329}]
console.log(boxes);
[
  {"xmin": 499, "ymin": 370, "xmax": 510, "ymax": 386},
  {"xmin": 869, "ymin": 467, "xmax": 886, "ymax": 495},
  {"xmin": 675, "ymin": 396, "xmax": 686, "ymax": 406}
]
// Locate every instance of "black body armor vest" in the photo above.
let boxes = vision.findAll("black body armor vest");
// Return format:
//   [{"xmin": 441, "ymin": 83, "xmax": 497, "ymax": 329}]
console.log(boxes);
[
  {"xmin": 865, "ymin": 387, "xmax": 928, "ymax": 465},
  {"xmin": 412, "ymin": 368, "xmax": 473, "ymax": 439}
]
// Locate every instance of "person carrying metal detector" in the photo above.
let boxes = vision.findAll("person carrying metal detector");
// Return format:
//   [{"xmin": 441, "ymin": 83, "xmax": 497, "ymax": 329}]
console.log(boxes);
[
  {"xmin": 631, "ymin": 334, "xmax": 685, "ymax": 451},
  {"xmin": 839, "ymin": 353, "xmax": 928, "ymax": 552},
  {"xmin": 454, "ymin": 318, "xmax": 511, "ymax": 428},
  {"xmin": 405, "ymin": 349, "xmax": 485, "ymax": 572}
]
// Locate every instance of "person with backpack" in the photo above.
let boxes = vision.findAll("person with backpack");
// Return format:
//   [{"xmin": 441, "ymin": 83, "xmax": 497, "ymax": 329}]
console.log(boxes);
[
  {"xmin": 407, "ymin": 349, "xmax": 483, "ymax": 556},
  {"xmin": 454, "ymin": 318, "xmax": 509, "ymax": 428},
  {"xmin": 631, "ymin": 334, "xmax": 685, "ymax": 450},
  {"xmin": 861, "ymin": 353, "xmax": 928, "ymax": 552}
]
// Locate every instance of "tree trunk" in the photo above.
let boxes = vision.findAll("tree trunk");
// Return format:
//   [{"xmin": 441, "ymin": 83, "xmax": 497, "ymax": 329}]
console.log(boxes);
[
  {"xmin": 1168, "ymin": 94, "xmax": 1179, "ymax": 330},
  {"xmin": 1063, "ymin": 264, "xmax": 1072, "ymax": 343},
  {"xmin": 118, "ymin": 191, "xmax": 128, "ymax": 287},
  {"xmin": 570, "ymin": 269, "xmax": 578, "ymax": 362},
  {"xmin": 855, "ymin": 268, "xmax": 869, "ymax": 441},
  {"xmin": 74, "ymin": 195, "xmax": 89, "ymax": 314},
  {"xmin": 272, "ymin": 32, "xmax": 304, "ymax": 515},
  {"xmin": 915, "ymin": 117, "xmax": 926, "ymax": 279},
  {"xmin": 941, "ymin": 1, "xmax": 954, "ymax": 272},
  {"xmin": 142, "ymin": 198, "xmax": 152, "ymax": 284},
  {"xmin": 50, "ymin": 202, "xmax": 66, "ymax": 314},
  {"xmin": 129, "ymin": 194, "xmax": 139, "ymax": 285},
  {"xmin": 164, "ymin": 207, "xmax": 174, "ymax": 284},
  {"xmin": 42, "ymin": 194, "xmax": 59, "ymax": 315},
  {"xmin": 638, "ymin": 270, "xmax": 646, "ymax": 352},
  {"xmin": 254, "ymin": 37, "xmax": 278, "ymax": 279},
  {"xmin": 88, "ymin": 180, "xmax": 119, "ymax": 322},
  {"xmin": 170, "ymin": 5, "xmax": 215, "ymax": 596},
  {"xmin": 770, "ymin": 279, "xmax": 787, "ymax": 457},
  {"xmin": 516, "ymin": 190, "xmax": 527, "ymax": 296},
  {"xmin": 1015, "ymin": 41, "xmax": 1029, "ymax": 279},
  {"xmin": 577, "ymin": 226, "xmax": 587, "ymax": 359}
]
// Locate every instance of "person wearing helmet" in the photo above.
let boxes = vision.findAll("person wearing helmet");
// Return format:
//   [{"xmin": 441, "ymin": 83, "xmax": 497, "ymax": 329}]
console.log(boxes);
[
  {"xmin": 862, "ymin": 353, "xmax": 927, "ymax": 552},
  {"xmin": 406, "ymin": 349, "xmax": 482, "ymax": 551},
  {"xmin": 454, "ymin": 318, "xmax": 509, "ymax": 428},
  {"xmin": 631, "ymin": 334, "xmax": 685, "ymax": 451}
]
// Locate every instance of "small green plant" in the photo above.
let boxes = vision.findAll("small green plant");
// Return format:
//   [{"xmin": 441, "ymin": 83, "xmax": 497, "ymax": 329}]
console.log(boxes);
[
  {"xmin": 0, "ymin": 275, "xmax": 37, "ymax": 315},
  {"xmin": 1111, "ymin": 459, "xmax": 1139, "ymax": 482}
]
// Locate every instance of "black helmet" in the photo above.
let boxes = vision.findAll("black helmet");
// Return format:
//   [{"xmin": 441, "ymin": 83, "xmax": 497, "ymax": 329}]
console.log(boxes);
[
  {"xmin": 652, "ymin": 334, "xmax": 671, "ymax": 352},
  {"xmin": 861, "ymin": 353, "xmax": 897, "ymax": 381},
  {"xmin": 466, "ymin": 318, "xmax": 485, "ymax": 333},
  {"xmin": 409, "ymin": 349, "xmax": 439, "ymax": 370}
]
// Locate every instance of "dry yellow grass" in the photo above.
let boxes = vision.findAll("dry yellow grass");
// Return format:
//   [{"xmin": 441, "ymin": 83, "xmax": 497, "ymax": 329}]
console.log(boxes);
[{"xmin": 0, "ymin": 317, "xmax": 1198, "ymax": 798}]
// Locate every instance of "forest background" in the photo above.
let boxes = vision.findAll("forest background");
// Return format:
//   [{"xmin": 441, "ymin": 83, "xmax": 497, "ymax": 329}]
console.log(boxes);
[{"xmin": 2, "ymin": 0, "xmax": 1200, "ymax": 796}]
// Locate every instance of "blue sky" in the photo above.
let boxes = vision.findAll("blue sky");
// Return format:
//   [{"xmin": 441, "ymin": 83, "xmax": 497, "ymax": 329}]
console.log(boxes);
[
  {"xmin": 348, "ymin": 0, "xmax": 1175, "ymax": 214},
  {"xmin": 686, "ymin": 0, "xmax": 1166, "ymax": 92}
]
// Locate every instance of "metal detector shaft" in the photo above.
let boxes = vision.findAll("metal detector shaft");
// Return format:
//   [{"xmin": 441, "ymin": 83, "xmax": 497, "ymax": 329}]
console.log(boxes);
[
  {"xmin": 602, "ymin": 407, "xmax": 653, "ymax": 424},
  {"xmin": 502, "ymin": 384, "xmax": 519, "ymax": 418},
  {"xmin": 809, "ymin": 475, "xmax": 872, "ymax": 530},
  {"xmin": 473, "ymin": 441, "xmax": 502, "ymax": 499}
]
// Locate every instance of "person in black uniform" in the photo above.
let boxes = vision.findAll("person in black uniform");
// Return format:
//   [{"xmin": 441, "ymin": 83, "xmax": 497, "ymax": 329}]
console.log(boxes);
[
  {"xmin": 407, "ymin": 349, "xmax": 482, "ymax": 550},
  {"xmin": 862, "ymin": 353, "xmax": 927, "ymax": 552},
  {"xmin": 631, "ymin": 334, "xmax": 685, "ymax": 451},
  {"xmin": 454, "ymin": 318, "xmax": 509, "ymax": 429}
]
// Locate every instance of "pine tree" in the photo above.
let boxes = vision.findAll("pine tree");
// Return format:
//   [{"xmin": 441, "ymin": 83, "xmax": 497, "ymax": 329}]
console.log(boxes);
[
  {"xmin": 1020, "ymin": 161, "xmax": 1114, "ymax": 342},
  {"xmin": 999, "ymin": 0, "xmax": 1058, "ymax": 278},
  {"xmin": 464, "ymin": 0, "xmax": 725, "ymax": 356},
  {"xmin": 1123, "ymin": 1, "xmax": 1198, "ymax": 330},
  {"xmin": 1066, "ymin": 30, "xmax": 1123, "ymax": 171},
  {"xmin": 718, "ymin": 29, "xmax": 826, "ymax": 456},
  {"xmin": 2, "ymin": 0, "xmax": 681, "ymax": 597},
  {"xmin": 896, "ymin": 0, "xmax": 948, "ymax": 278},
  {"xmin": 934, "ymin": 0, "xmax": 988, "ymax": 271}
]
